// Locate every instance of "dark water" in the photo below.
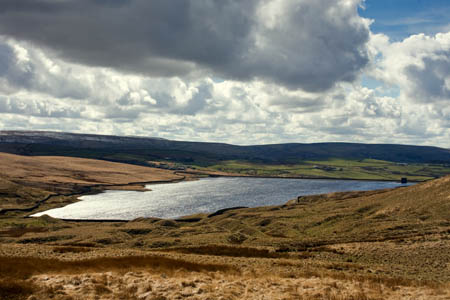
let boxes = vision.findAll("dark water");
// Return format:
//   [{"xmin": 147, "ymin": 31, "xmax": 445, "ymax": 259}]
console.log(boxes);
[{"xmin": 33, "ymin": 177, "xmax": 409, "ymax": 220}]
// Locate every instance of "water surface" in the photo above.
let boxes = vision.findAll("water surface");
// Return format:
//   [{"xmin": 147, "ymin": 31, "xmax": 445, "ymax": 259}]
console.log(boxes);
[{"xmin": 33, "ymin": 177, "xmax": 408, "ymax": 220}]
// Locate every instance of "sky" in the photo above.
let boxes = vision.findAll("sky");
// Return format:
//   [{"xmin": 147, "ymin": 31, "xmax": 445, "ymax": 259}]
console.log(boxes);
[{"xmin": 0, "ymin": 0, "xmax": 449, "ymax": 147}]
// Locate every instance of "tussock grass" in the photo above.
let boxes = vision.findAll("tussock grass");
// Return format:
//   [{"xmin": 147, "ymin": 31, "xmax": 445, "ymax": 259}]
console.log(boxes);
[
  {"xmin": 52, "ymin": 246, "xmax": 92, "ymax": 253},
  {"xmin": 17, "ymin": 235, "xmax": 75, "ymax": 244},
  {"xmin": 297, "ymin": 291, "xmax": 374, "ymax": 300},
  {"xmin": 0, "ymin": 227, "xmax": 48, "ymax": 238},
  {"xmin": 62, "ymin": 242, "xmax": 99, "ymax": 247},
  {"xmin": 165, "ymin": 244, "xmax": 289, "ymax": 259},
  {"xmin": 0, "ymin": 279, "xmax": 38, "ymax": 300},
  {"xmin": 315, "ymin": 269, "xmax": 445, "ymax": 289},
  {"xmin": 277, "ymin": 260, "xmax": 446, "ymax": 289},
  {"xmin": 122, "ymin": 228, "xmax": 153, "ymax": 235},
  {"xmin": 0, "ymin": 255, "xmax": 238, "ymax": 280}
]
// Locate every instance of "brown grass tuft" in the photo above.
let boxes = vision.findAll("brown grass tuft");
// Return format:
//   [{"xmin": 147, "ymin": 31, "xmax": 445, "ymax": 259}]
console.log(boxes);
[
  {"xmin": 165, "ymin": 244, "xmax": 289, "ymax": 259},
  {"xmin": 0, "ymin": 227, "xmax": 48, "ymax": 238},
  {"xmin": 0, "ymin": 279, "xmax": 38, "ymax": 300},
  {"xmin": 0, "ymin": 255, "xmax": 237, "ymax": 280},
  {"xmin": 52, "ymin": 246, "xmax": 92, "ymax": 254}
]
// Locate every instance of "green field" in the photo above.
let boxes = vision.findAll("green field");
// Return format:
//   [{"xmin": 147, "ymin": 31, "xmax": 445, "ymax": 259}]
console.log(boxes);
[{"xmin": 197, "ymin": 158, "xmax": 450, "ymax": 181}]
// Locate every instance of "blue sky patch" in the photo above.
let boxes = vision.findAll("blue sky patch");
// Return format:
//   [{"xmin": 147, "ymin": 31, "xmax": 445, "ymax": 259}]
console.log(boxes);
[{"xmin": 359, "ymin": 0, "xmax": 450, "ymax": 40}]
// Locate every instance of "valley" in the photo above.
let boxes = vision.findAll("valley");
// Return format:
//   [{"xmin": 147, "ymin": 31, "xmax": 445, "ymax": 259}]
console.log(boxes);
[{"xmin": 0, "ymin": 132, "xmax": 449, "ymax": 299}]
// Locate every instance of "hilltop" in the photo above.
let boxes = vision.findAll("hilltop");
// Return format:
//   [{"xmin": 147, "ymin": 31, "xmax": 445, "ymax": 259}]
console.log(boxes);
[
  {"xmin": 1, "ymin": 130, "xmax": 449, "ymax": 164},
  {"xmin": 1, "ymin": 130, "xmax": 450, "ymax": 182}
]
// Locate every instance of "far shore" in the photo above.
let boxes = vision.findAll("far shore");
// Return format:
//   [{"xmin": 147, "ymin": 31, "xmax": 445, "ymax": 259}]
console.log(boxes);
[{"xmin": 186, "ymin": 170, "xmax": 424, "ymax": 182}]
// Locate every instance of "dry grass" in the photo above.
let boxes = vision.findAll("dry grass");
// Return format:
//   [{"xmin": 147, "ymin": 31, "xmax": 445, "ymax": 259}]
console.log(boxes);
[
  {"xmin": 0, "ymin": 152, "xmax": 181, "ymax": 187},
  {"xmin": 0, "ymin": 177, "xmax": 50, "ymax": 210},
  {"xmin": 0, "ymin": 279, "xmax": 38, "ymax": 300},
  {"xmin": 0, "ymin": 152, "xmax": 185, "ymax": 209},
  {"xmin": 0, "ymin": 226, "xmax": 48, "ymax": 238},
  {"xmin": 0, "ymin": 255, "xmax": 238, "ymax": 280},
  {"xmin": 52, "ymin": 246, "xmax": 92, "ymax": 254},
  {"xmin": 23, "ymin": 269, "xmax": 450, "ymax": 300},
  {"xmin": 1, "ymin": 176, "xmax": 448, "ymax": 285},
  {"xmin": 165, "ymin": 244, "xmax": 289, "ymax": 259},
  {"xmin": 321, "ymin": 269, "xmax": 443, "ymax": 289},
  {"xmin": 0, "ymin": 157, "xmax": 449, "ymax": 298}
]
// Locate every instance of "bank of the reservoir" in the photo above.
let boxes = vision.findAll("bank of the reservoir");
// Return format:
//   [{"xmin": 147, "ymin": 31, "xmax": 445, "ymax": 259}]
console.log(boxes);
[{"xmin": 32, "ymin": 177, "xmax": 411, "ymax": 221}]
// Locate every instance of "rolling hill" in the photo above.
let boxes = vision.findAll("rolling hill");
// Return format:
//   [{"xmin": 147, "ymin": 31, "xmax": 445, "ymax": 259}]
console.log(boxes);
[{"xmin": 1, "ymin": 130, "xmax": 450, "ymax": 166}]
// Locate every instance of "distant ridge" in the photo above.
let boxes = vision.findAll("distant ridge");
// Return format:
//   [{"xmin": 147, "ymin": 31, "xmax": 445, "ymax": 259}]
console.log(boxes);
[
  {"xmin": 0, "ymin": 130, "xmax": 167, "ymax": 143},
  {"xmin": 0, "ymin": 130, "xmax": 449, "ymax": 165}
]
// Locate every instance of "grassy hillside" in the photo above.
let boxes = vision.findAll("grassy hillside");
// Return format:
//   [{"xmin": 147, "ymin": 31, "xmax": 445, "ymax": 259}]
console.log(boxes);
[
  {"xmin": 0, "ymin": 152, "xmax": 185, "ymax": 211},
  {"xmin": 1, "ymin": 131, "xmax": 449, "ymax": 298},
  {"xmin": 2, "ymin": 176, "xmax": 449, "ymax": 280},
  {"xmin": 1, "ymin": 173, "xmax": 449, "ymax": 298},
  {"xmin": 1, "ymin": 131, "xmax": 449, "ymax": 181},
  {"xmin": 1, "ymin": 131, "xmax": 450, "ymax": 166},
  {"xmin": 202, "ymin": 158, "xmax": 450, "ymax": 181},
  {"xmin": 0, "ymin": 178, "xmax": 51, "ymax": 210}
]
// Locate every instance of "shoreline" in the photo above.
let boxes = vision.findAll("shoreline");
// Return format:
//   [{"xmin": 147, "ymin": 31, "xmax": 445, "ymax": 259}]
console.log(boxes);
[
  {"xmin": 1, "ymin": 174, "xmax": 188, "ymax": 216},
  {"xmin": 26, "ymin": 176, "xmax": 413, "ymax": 223},
  {"xmin": 181, "ymin": 169, "xmax": 428, "ymax": 183},
  {"xmin": 1, "ymin": 169, "xmax": 427, "ymax": 217}
]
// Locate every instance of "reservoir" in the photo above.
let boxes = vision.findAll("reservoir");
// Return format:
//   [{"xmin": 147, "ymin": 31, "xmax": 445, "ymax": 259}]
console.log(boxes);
[{"xmin": 33, "ymin": 177, "xmax": 409, "ymax": 220}]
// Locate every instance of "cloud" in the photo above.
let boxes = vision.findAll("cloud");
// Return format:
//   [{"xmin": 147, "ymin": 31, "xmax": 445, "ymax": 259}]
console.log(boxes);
[
  {"xmin": 0, "ymin": 0, "xmax": 370, "ymax": 91},
  {"xmin": 0, "ymin": 2, "xmax": 448, "ymax": 148},
  {"xmin": 0, "ymin": 34, "xmax": 448, "ymax": 147},
  {"xmin": 0, "ymin": 94, "xmax": 84, "ymax": 119},
  {"xmin": 0, "ymin": 38, "xmax": 92, "ymax": 99},
  {"xmin": 369, "ymin": 32, "xmax": 450, "ymax": 103},
  {"xmin": 405, "ymin": 55, "xmax": 450, "ymax": 101}
]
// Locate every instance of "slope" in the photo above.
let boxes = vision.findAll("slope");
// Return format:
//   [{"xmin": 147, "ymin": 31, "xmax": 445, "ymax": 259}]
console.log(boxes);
[{"xmin": 1, "ymin": 130, "xmax": 449, "ymax": 165}]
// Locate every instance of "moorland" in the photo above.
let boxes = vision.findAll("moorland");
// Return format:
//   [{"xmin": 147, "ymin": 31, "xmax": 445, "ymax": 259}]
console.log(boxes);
[
  {"xmin": 1, "ymin": 130, "xmax": 450, "ymax": 181},
  {"xmin": 0, "ymin": 131, "xmax": 449, "ymax": 299}
]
